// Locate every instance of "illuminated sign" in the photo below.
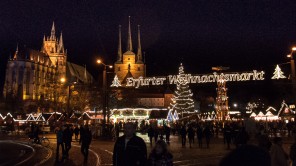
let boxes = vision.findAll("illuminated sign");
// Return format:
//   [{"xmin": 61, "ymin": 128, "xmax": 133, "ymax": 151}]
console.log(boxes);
[{"xmin": 113, "ymin": 70, "xmax": 265, "ymax": 88}]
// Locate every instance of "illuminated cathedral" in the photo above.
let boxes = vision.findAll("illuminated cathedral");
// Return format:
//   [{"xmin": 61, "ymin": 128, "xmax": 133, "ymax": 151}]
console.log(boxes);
[{"xmin": 3, "ymin": 22, "xmax": 93, "ymax": 108}]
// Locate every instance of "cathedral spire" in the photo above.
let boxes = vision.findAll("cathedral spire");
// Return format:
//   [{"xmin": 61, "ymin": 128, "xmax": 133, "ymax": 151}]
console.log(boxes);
[
  {"xmin": 117, "ymin": 25, "xmax": 122, "ymax": 62},
  {"xmin": 13, "ymin": 44, "xmax": 18, "ymax": 60},
  {"xmin": 84, "ymin": 64, "xmax": 88, "ymax": 82},
  {"xmin": 50, "ymin": 21, "xmax": 56, "ymax": 40},
  {"xmin": 127, "ymin": 16, "xmax": 133, "ymax": 52},
  {"xmin": 59, "ymin": 32, "xmax": 64, "ymax": 53},
  {"xmin": 137, "ymin": 25, "xmax": 143, "ymax": 63}
]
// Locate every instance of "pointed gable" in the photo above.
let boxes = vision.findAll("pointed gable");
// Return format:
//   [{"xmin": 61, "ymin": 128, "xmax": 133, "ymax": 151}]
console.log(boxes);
[{"xmin": 121, "ymin": 70, "xmax": 134, "ymax": 85}]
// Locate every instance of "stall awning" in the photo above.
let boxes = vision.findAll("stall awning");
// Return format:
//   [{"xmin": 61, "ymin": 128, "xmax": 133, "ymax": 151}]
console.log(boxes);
[{"xmin": 149, "ymin": 110, "xmax": 169, "ymax": 119}]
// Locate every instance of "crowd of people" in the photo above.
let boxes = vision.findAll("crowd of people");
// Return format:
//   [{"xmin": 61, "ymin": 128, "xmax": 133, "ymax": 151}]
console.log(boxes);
[
  {"xmin": 112, "ymin": 119, "xmax": 296, "ymax": 166},
  {"xmin": 26, "ymin": 119, "xmax": 296, "ymax": 165},
  {"xmin": 28, "ymin": 124, "xmax": 92, "ymax": 164},
  {"xmin": 113, "ymin": 122, "xmax": 173, "ymax": 166}
]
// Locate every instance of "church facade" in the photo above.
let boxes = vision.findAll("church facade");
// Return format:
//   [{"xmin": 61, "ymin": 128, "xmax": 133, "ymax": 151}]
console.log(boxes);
[
  {"xmin": 114, "ymin": 17, "xmax": 146, "ymax": 83},
  {"xmin": 3, "ymin": 23, "xmax": 93, "ymax": 108}
]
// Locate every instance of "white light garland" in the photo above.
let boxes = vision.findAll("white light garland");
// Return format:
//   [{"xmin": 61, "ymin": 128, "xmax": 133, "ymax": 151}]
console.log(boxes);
[{"xmin": 271, "ymin": 65, "xmax": 286, "ymax": 79}]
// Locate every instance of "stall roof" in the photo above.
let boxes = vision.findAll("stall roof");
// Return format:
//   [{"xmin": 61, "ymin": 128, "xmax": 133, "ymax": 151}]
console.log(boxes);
[{"xmin": 149, "ymin": 109, "xmax": 169, "ymax": 119}]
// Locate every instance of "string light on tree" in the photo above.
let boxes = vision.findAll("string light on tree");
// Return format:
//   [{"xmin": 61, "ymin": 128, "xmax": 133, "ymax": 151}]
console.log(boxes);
[
  {"xmin": 111, "ymin": 75, "xmax": 122, "ymax": 87},
  {"xmin": 271, "ymin": 65, "xmax": 286, "ymax": 79},
  {"xmin": 168, "ymin": 63, "xmax": 195, "ymax": 119}
]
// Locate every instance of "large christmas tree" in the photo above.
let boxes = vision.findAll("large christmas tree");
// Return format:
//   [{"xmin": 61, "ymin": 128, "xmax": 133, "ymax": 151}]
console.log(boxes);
[{"xmin": 168, "ymin": 63, "xmax": 195, "ymax": 120}]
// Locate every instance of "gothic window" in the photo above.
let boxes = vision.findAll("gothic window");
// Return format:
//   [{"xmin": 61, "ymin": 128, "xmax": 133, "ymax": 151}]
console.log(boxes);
[
  {"xmin": 12, "ymin": 70, "xmax": 16, "ymax": 83},
  {"xmin": 26, "ymin": 71, "xmax": 30, "ymax": 95},
  {"xmin": 138, "ymin": 67, "xmax": 140, "ymax": 71},
  {"xmin": 18, "ymin": 69, "xmax": 23, "ymax": 83}
]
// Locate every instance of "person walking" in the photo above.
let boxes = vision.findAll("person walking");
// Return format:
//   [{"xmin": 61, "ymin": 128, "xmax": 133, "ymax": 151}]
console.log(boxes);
[
  {"xmin": 224, "ymin": 124, "xmax": 232, "ymax": 149},
  {"xmin": 80, "ymin": 125, "xmax": 92, "ymax": 164},
  {"xmin": 33, "ymin": 125, "xmax": 40, "ymax": 144},
  {"xmin": 55, "ymin": 126, "xmax": 64, "ymax": 163},
  {"xmin": 187, "ymin": 125, "xmax": 195, "ymax": 148},
  {"xmin": 113, "ymin": 122, "xmax": 147, "ymax": 166},
  {"xmin": 204, "ymin": 125, "xmax": 212, "ymax": 148},
  {"xmin": 74, "ymin": 126, "xmax": 79, "ymax": 142},
  {"xmin": 154, "ymin": 127, "xmax": 159, "ymax": 143},
  {"xmin": 197, "ymin": 126, "xmax": 203, "ymax": 148},
  {"xmin": 235, "ymin": 127, "xmax": 249, "ymax": 148},
  {"xmin": 180, "ymin": 125, "xmax": 187, "ymax": 147},
  {"xmin": 147, "ymin": 125, "xmax": 155, "ymax": 146},
  {"xmin": 148, "ymin": 140, "xmax": 173, "ymax": 166},
  {"xmin": 63, "ymin": 125, "xmax": 72, "ymax": 159},
  {"xmin": 165, "ymin": 125, "xmax": 171, "ymax": 144},
  {"xmin": 290, "ymin": 136, "xmax": 296, "ymax": 166},
  {"xmin": 270, "ymin": 137, "xmax": 288, "ymax": 166},
  {"xmin": 79, "ymin": 125, "xmax": 85, "ymax": 143}
]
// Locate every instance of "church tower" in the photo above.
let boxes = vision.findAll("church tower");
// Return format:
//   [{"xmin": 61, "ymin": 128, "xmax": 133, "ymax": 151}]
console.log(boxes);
[
  {"xmin": 114, "ymin": 17, "xmax": 146, "ymax": 83},
  {"xmin": 41, "ymin": 22, "xmax": 67, "ymax": 80}
]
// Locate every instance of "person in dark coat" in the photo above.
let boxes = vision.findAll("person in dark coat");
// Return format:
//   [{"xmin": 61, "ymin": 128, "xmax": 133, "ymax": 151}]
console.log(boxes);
[
  {"xmin": 33, "ymin": 125, "xmax": 40, "ymax": 143},
  {"xmin": 235, "ymin": 127, "xmax": 249, "ymax": 148},
  {"xmin": 154, "ymin": 128, "xmax": 159, "ymax": 143},
  {"xmin": 147, "ymin": 125, "xmax": 155, "ymax": 146},
  {"xmin": 55, "ymin": 126, "xmax": 64, "ymax": 163},
  {"xmin": 80, "ymin": 125, "xmax": 92, "ymax": 164},
  {"xmin": 165, "ymin": 125, "xmax": 171, "ymax": 144},
  {"xmin": 220, "ymin": 145, "xmax": 271, "ymax": 166},
  {"xmin": 197, "ymin": 126, "xmax": 203, "ymax": 148},
  {"xmin": 79, "ymin": 125, "xmax": 85, "ymax": 143},
  {"xmin": 74, "ymin": 126, "xmax": 80, "ymax": 142},
  {"xmin": 148, "ymin": 140, "xmax": 173, "ymax": 166},
  {"xmin": 187, "ymin": 125, "xmax": 195, "ymax": 148},
  {"xmin": 63, "ymin": 125, "xmax": 72, "ymax": 159},
  {"xmin": 204, "ymin": 126, "xmax": 212, "ymax": 148},
  {"xmin": 290, "ymin": 136, "xmax": 296, "ymax": 166},
  {"xmin": 113, "ymin": 122, "xmax": 147, "ymax": 166},
  {"xmin": 224, "ymin": 124, "xmax": 232, "ymax": 149},
  {"xmin": 180, "ymin": 125, "xmax": 187, "ymax": 147}
]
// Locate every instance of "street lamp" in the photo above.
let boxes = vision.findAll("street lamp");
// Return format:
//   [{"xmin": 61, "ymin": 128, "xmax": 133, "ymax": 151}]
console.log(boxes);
[
  {"xmin": 288, "ymin": 47, "xmax": 296, "ymax": 93},
  {"xmin": 60, "ymin": 77, "xmax": 75, "ymax": 118},
  {"xmin": 97, "ymin": 59, "xmax": 113, "ymax": 88},
  {"xmin": 97, "ymin": 59, "xmax": 113, "ymax": 133}
]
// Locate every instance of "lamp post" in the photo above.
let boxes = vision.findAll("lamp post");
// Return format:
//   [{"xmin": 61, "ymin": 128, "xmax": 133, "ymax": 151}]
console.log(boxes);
[
  {"xmin": 60, "ymin": 77, "xmax": 76, "ymax": 118},
  {"xmin": 97, "ymin": 59, "xmax": 113, "ymax": 131},
  {"xmin": 287, "ymin": 47, "xmax": 296, "ymax": 96}
]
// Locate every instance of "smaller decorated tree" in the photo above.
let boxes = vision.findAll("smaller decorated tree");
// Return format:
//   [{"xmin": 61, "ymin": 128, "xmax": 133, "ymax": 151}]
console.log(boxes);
[
  {"xmin": 111, "ymin": 75, "xmax": 122, "ymax": 87},
  {"xmin": 271, "ymin": 65, "xmax": 286, "ymax": 79}
]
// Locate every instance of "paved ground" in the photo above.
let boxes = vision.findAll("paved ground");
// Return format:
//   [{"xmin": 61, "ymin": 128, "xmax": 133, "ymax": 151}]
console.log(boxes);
[
  {"xmin": 0, "ymin": 139, "xmax": 51, "ymax": 166},
  {"xmin": 1, "ymin": 132, "xmax": 295, "ymax": 166}
]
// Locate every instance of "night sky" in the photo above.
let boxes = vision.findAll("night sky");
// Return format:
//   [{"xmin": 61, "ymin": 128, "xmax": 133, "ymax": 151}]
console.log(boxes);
[{"xmin": 1, "ymin": 0, "xmax": 296, "ymax": 105}]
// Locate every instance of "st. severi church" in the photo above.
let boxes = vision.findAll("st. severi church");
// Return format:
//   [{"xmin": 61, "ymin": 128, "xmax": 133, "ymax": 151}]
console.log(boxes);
[{"xmin": 114, "ymin": 16, "xmax": 146, "ymax": 83}]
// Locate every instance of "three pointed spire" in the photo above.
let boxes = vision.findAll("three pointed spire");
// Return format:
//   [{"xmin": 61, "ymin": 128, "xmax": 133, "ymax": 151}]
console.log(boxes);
[
  {"xmin": 117, "ymin": 25, "xmax": 122, "ymax": 62},
  {"xmin": 127, "ymin": 16, "xmax": 133, "ymax": 52},
  {"xmin": 117, "ymin": 17, "xmax": 144, "ymax": 63},
  {"xmin": 137, "ymin": 25, "xmax": 143, "ymax": 63},
  {"xmin": 13, "ymin": 44, "xmax": 18, "ymax": 60},
  {"xmin": 50, "ymin": 21, "xmax": 56, "ymax": 40},
  {"xmin": 59, "ymin": 32, "xmax": 64, "ymax": 53}
]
